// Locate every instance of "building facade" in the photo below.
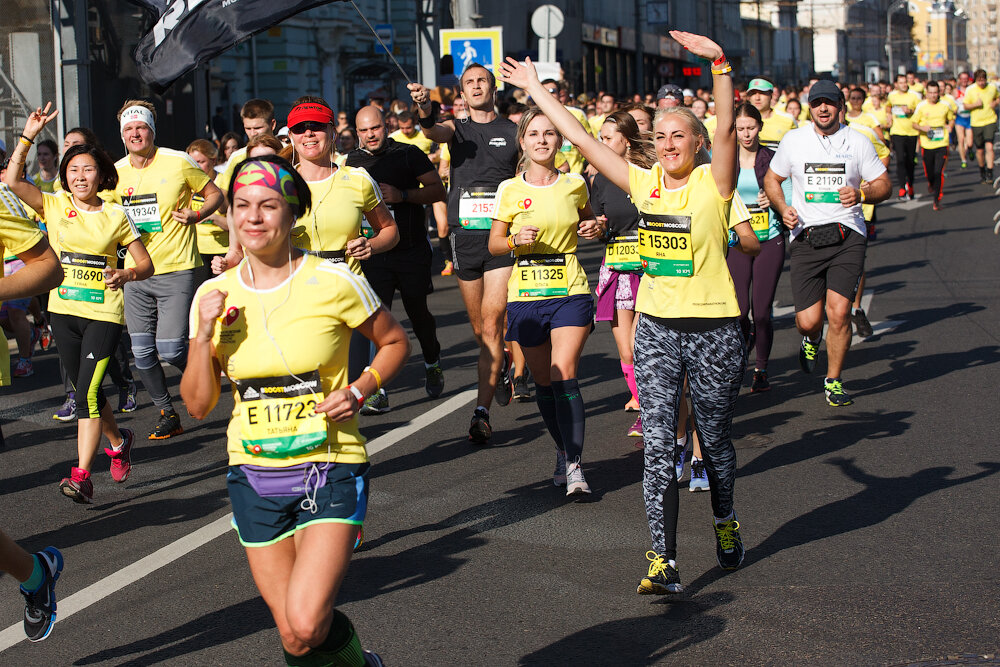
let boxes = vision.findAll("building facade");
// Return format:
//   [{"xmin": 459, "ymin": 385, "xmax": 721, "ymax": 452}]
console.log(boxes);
[
  {"xmin": 962, "ymin": 0, "xmax": 999, "ymax": 74},
  {"xmin": 911, "ymin": 0, "xmax": 969, "ymax": 78},
  {"xmin": 803, "ymin": 0, "xmax": 915, "ymax": 82}
]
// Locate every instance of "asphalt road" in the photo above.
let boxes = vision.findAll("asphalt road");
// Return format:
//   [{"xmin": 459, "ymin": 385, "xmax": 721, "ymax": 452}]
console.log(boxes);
[{"xmin": 1, "ymin": 164, "xmax": 998, "ymax": 666}]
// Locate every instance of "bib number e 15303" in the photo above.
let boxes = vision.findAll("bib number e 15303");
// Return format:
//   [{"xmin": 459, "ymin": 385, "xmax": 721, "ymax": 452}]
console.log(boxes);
[{"xmin": 638, "ymin": 215, "xmax": 693, "ymax": 277}]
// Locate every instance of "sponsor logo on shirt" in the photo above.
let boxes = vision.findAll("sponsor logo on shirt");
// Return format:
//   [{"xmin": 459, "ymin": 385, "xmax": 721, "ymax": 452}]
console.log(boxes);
[
  {"xmin": 223, "ymin": 306, "xmax": 240, "ymax": 326},
  {"xmin": 517, "ymin": 198, "xmax": 533, "ymax": 210},
  {"xmin": 489, "ymin": 138, "xmax": 507, "ymax": 147},
  {"xmin": 649, "ymin": 186, "xmax": 660, "ymax": 199}
]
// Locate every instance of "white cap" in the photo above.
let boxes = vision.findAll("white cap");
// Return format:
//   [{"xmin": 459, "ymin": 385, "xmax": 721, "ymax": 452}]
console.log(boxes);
[
  {"xmin": 683, "ymin": 89, "xmax": 694, "ymax": 97},
  {"xmin": 277, "ymin": 126, "xmax": 289, "ymax": 137}
]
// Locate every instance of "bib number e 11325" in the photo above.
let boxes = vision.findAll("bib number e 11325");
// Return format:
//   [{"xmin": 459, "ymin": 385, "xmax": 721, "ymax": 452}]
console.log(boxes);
[
  {"xmin": 516, "ymin": 254, "xmax": 568, "ymax": 297},
  {"xmin": 638, "ymin": 214, "xmax": 693, "ymax": 277},
  {"xmin": 237, "ymin": 371, "xmax": 328, "ymax": 459},
  {"xmin": 58, "ymin": 252, "xmax": 107, "ymax": 303}
]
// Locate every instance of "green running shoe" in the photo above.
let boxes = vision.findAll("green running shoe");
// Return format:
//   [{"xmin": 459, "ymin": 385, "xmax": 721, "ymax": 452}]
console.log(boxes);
[
  {"xmin": 798, "ymin": 335, "xmax": 821, "ymax": 374},
  {"xmin": 824, "ymin": 378, "xmax": 854, "ymax": 407}
]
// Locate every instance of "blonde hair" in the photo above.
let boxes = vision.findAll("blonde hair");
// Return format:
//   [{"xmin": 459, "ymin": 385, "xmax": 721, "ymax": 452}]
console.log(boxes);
[
  {"xmin": 515, "ymin": 107, "xmax": 563, "ymax": 173},
  {"xmin": 185, "ymin": 139, "xmax": 218, "ymax": 160},
  {"xmin": 652, "ymin": 106, "xmax": 711, "ymax": 168}
]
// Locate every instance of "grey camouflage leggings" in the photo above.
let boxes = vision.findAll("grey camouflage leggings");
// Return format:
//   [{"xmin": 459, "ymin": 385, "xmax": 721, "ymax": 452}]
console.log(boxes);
[{"xmin": 635, "ymin": 315, "xmax": 745, "ymax": 558}]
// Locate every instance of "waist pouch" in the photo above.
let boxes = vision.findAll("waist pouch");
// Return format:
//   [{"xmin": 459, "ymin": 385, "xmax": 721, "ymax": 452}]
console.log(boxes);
[
  {"xmin": 805, "ymin": 223, "xmax": 847, "ymax": 249},
  {"xmin": 242, "ymin": 462, "xmax": 328, "ymax": 497},
  {"xmin": 312, "ymin": 249, "xmax": 346, "ymax": 262}
]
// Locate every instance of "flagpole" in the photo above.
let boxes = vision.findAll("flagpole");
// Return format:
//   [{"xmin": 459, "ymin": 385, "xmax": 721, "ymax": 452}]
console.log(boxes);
[{"xmin": 350, "ymin": 0, "xmax": 412, "ymax": 84}]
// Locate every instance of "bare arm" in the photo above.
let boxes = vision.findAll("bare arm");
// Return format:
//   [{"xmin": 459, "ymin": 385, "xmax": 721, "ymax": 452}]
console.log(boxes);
[
  {"xmin": 0, "ymin": 237, "xmax": 63, "ymax": 301},
  {"xmin": 104, "ymin": 238, "xmax": 154, "ymax": 290},
  {"xmin": 1, "ymin": 104, "xmax": 59, "ymax": 213},
  {"xmin": 499, "ymin": 57, "xmax": 630, "ymax": 192},
  {"xmin": 378, "ymin": 171, "xmax": 446, "ymax": 206},
  {"xmin": 732, "ymin": 221, "xmax": 760, "ymax": 256},
  {"xmin": 346, "ymin": 203, "xmax": 398, "ymax": 259},
  {"xmin": 181, "ymin": 289, "xmax": 226, "ymax": 419},
  {"xmin": 174, "ymin": 180, "xmax": 224, "ymax": 225}
]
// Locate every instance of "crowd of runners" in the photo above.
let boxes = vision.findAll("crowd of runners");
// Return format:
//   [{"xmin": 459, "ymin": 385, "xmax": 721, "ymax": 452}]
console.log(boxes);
[{"xmin": 0, "ymin": 25, "xmax": 998, "ymax": 665}]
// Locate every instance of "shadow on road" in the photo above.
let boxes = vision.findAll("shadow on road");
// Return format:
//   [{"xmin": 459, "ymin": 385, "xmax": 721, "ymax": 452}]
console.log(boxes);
[{"xmin": 518, "ymin": 591, "xmax": 733, "ymax": 664}]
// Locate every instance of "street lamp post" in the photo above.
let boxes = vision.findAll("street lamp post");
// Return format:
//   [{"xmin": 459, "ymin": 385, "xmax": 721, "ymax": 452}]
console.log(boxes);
[{"xmin": 887, "ymin": 0, "xmax": 909, "ymax": 80}]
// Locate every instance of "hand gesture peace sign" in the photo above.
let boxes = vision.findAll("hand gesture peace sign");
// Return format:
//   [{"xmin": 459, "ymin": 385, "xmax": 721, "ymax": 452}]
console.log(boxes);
[{"xmin": 23, "ymin": 102, "xmax": 59, "ymax": 141}]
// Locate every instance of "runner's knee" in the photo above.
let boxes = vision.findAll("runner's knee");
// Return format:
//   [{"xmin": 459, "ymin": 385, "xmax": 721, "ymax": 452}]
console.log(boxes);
[
  {"xmin": 156, "ymin": 338, "xmax": 187, "ymax": 366},
  {"xmin": 130, "ymin": 332, "xmax": 158, "ymax": 369}
]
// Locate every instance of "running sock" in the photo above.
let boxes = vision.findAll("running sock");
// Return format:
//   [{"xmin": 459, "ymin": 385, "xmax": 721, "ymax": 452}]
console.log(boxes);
[
  {"xmin": 283, "ymin": 649, "xmax": 334, "ymax": 667},
  {"xmin": 21, "ymin": 554, "xmax": 45, "ymax": 592},
  {"xmin": 534, "ymin": 383, "xmax": 564, "ymax": 450},
  {"xmin": 475, "ymin": 405, "xmax": 489, "ymax": 415},
  {"xmin": 438, "ymin": 235, "xmax": 452, "ymax": 263},
  {"xmin": 424, "ymin": 360, "xmax": 440, "ymax": 369},
  {"xmin": 552, "ymin": 379, "xmax": 585, "ymax": 462},
  {"xmin": 676, "ymin": 433, "xmax": 688, "ymax": 451},
  {"xmin": 319, "ymin": 609, "xmax": 365, "ymax": 667},
  {"xmin": 714, "ymin": 510, "xmax": 736, "ymax": 525},
  {"xmin": 620, "ymin": 362, "xmax": 639, "ymax": 403}
]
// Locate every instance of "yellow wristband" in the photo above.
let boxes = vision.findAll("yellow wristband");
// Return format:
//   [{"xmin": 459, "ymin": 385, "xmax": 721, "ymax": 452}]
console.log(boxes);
[
  {"xmin": 365, "ymin": 366, "xmax": 383, "ymax": 391},
  {"xmin": 18, "ymin": 137, "xmax": 32, "ymax": 147},
  {"xmin": 506, "ymin": 235, "xmax": 517, "ymax": 250},
  {"xmin": 858, "ymin": 188, "xmax": 866, "ymax": 202}
]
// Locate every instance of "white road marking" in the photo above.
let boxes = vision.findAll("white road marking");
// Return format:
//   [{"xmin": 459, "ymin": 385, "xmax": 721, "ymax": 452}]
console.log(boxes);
[
  {"xmin": 0, "ymin": 388, "xmax": 476, "ymax": 653},
  {"xmin": 887, "ymin": 196, "xmax": 930, "ymax": 211}
]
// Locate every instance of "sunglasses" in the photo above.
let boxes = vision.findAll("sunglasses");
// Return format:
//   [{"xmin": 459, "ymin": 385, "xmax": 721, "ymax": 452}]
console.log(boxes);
[
  {"xmin": 289, "ymin": 121, "xmax": 329, "ymax": 135},
  {"xmin": 809, "ymin": 98, "xmax": 840, "ymax": 108}
]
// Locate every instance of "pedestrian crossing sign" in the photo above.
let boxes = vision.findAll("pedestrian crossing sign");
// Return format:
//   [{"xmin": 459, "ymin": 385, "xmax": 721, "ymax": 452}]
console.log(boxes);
[{"xmin": 440, "ymin": 28, "xmax": 505, "ymax": 90}]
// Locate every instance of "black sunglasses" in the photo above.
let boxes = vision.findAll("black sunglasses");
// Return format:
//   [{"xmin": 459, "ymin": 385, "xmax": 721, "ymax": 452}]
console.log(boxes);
[{"xmin": 289, "ymin": 121, "xmax": 329, "ymax": 135}]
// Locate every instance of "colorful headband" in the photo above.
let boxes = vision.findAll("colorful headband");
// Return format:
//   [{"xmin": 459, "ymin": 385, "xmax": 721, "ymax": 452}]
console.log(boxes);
[
  {"xmin": 119, "ymin": 106, "xmax": 156, "ymax": 139},
  {"xmin": 233, "ymin": 160, "xmax": 300, "ymax": 208},
  {"xmin": 287, "ymin": 102, "xmax": 334, "ymax": 127}
]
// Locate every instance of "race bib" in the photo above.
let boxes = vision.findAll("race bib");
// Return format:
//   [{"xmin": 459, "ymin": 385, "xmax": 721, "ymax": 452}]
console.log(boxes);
[
  {"xmin": 516, "ymin": 254, "xmax": 568, "ymax": 297},
  {"xmin": 748, "ymin": 205, "xmax": 771, "ymax": 241},
  {"xmin": 122, "ymin": 193, "xmax": 162, "ymax": 233},
  {"xmin": 560, "ymin": 138, "xmax": 574, "ymax": 153},
  {"xmin": 361, "ymin": 218, "xmax": 376, "ymax": 239},
  {"xmin": 58, "ymin": 252, "xmax": 107, "ymax": 303},
  {"xmin": 928, "ymin": 127, "xmax": 945, "ymax": 141},
  {"xmin": 458, "ymin": 188, "xmax": 497, "ymax": 230},
  {"xmin": 892, "ymin": 105, "xmax": 909, "ymax": 118},
  {"xmin": 804, "ymin": 163, "xmax": 847, "ymax": 204},
  {"xmin": 236, "ymin": 371, "xmax": 328, "ymax": 459},
  {"xmin": 604, "ymin": 232, "xmax": 642, "ymax": 271},
  {"xmin": 638, "ymin": 214, "xmax": 693, "ymax": 277}
]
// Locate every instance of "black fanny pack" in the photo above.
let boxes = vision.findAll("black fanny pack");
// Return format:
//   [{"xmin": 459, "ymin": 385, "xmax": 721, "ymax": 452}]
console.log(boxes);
[{"xmin": 804, "ymin": 223, "xmax": 848, "ymax": 249}]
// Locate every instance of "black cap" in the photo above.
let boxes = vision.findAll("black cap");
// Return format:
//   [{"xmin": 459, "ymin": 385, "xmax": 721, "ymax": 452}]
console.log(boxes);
[
  {"xmin": 808, "ymin": 79, "xmax": 843, "ymax": 105},
  {"xmin": 656, "ymin": 84, "xmax": 684, "ymax": 101}
]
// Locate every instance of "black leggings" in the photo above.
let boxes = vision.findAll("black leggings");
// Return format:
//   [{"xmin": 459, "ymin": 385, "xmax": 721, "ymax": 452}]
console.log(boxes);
[
  {"xmin": 50, "ymin": 314, "xmax": 123, "ymax": 420},
  {"xmin": 725, "ymin": 235, "xmax": 785, "ymax": 369},
  {"xmin": 892, "ymin": 135, "xmax": 919, "ymax": 188},
  {"xmin": 921, "ymin": 146, "xmax": 948, "ymax": 199}
]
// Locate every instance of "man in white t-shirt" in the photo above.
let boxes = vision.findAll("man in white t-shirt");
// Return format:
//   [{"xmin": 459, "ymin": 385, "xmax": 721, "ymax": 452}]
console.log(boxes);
[{"xmin": 764, "ymin": 80, "xmax": 891, "ymax": 407}]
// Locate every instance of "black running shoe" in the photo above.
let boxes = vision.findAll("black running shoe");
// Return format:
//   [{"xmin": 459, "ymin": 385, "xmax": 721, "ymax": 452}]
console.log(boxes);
[
  {"xmin": 20, "ymin": 547, "xmax": 64, "ymax": 642},
  {"xmin": 751, "ymin": 369, "xmax": 770, "ymax": 393},
  {"xmin": 512, "ymin": 375, "xmax": 531, "ymax": 402},
  {"xmin": 637, "ymin": 551, "xmax": 683, "ymax": 595},
  {"xmin": 424, "ymin": 362, "xmax": 445, "ymax": 398},
  {"xmin": 494, "ymin": 349, "xmax": 513, "ymax": 407},
  {"xmin": 149, "ymin": 408, "xmax": 183, "ymax": 440},
  {"xmin": 798, "ymin": 335, "xmax": 821, "ymax": 374},
  {"xmin": 824, "ymin": 378, "xmax": 854, "ymax": 407},
  {"xmin": 714, "ymin": 516, "xmax": 745, "ymax": 570},
  {"xmin": 852, "ymin": 308, "xmax": 874, "ymax": 338},
  {"xmin": 468, "ymin": 407, "xmax": 492, "ymax": 444}
]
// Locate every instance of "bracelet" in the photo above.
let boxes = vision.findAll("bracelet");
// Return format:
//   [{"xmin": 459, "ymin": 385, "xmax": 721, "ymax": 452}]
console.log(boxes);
[
  {"xmin": 364, "ymin": 366, "xmax": 383, "ymax": 391},
  {"xmin": 418, "ymin": 110, "xmax": 436, "ymax": 129},
  {"xmin": 347, "ymin": 384, "xmax": 365, "ymax": 406},
  {"xmin": 858, "ymin": 188, "xmax": 866, "ymax": 203},
  {"xmin": 19, "ymin": 134, "xmax": 34, "ymax": 146},
  {"xmin": 712, "ymin": 54, "xmax": 728, "ymax": 67},
  {"xmin": 506, "ymin": 235, "xmax": 517, "ymax": 251},
  {"xmin": 126, "ymin": 268, "xmax": 137, "ymax": 282},
  {"xmin": 711, "ymin": 63, "xmax": 733, "ymax": 75}
]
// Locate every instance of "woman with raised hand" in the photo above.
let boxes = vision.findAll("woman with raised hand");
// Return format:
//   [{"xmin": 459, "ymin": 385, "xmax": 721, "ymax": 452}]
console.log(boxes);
[
  {"xmin": 181, "ymin": 155, "xmax": 408, "ymax": 666},
  {"xmin": 3, "ymin": 104, "xmax": 154, "ymax": 503},
  {"xmin": 488, "ymin": 108, "xmax": 602, "ymax": 496},
  {"xmin": 500, "ymin": 30, "xmax": 759, "ymax": 595}
]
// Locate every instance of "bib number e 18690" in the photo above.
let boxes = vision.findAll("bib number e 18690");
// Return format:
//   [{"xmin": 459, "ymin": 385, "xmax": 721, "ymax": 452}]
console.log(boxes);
[
  {"xmin": 58, "ymin": 252, "xmax": 107, "ymax": 303},
  {"xmin": 604, "ymin": 232, "xmax": 642, "ymax": 271},
  {"xmin": 747, "ymin": 205, "xmax": 771, "ymax": 241},
  {"xmin": 803, "ymin": 162, "xmax": 847, "ymax": 204},
  {"xmin": 458, "ymin": 188, "xmax": 497, "ymax": 230},
  {"xmin": 516, "ymin": 254, "xmax": 568, "ymax": 297},
  {"xmin": 237, "ymin": 371, "xmax": 328, "ymax": 459},
  {"xmin": 638, "ymin": 215, "xmax": 693, "ymax": 277},
  {"xmin": 122, "ymin": 193, "xmax": 162, "ymax": 233}
]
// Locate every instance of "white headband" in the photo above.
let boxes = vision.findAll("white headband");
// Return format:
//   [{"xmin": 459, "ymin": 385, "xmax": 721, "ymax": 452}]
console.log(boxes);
[{"xmin": 120, "ymin": 106, "xmax": 156, "ymax": 139}]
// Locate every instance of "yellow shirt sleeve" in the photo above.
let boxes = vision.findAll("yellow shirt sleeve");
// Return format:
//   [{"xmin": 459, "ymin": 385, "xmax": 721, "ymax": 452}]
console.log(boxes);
[
  {"xmin": 492, "ymin": 178, "xmax": 518, "ymax": 225},
  {"xmin": 0, "ymin": 211, "xmax": 44, "ymax": 258}
]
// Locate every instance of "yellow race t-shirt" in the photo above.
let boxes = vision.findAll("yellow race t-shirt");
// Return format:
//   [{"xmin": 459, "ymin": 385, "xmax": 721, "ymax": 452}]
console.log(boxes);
[
  {"xmin": 848, "ymin": 124, "xmax": 890, "ymax": 221},
  {"xmin": 887, "ymin": 90, "xmax": 922, "ymax": 136},
  {"xmin": 189, "ymin": 253, "xmax": 381, "ymax": 467},
  {"xmin": 845, "ymin": 112, "xmax": 881, "ymax": 133},
  {"xmin": 32, "ymin": 172, "xmax": 59, "ymax": 194},
  {"xmin": 216, "ymin": 146, "xmax": 248, "ymax": 196},
  {"xmin": 114, "ymin": 147, "xmax": 211, "ymax": 274},
  {"xmin": 628, "ymin": 163, "xmax": 741, "ymax": 319},
  {"xmin": 964, "ymin": 83, "xmax": 999, "ymax": 127},
  {"xmin": 193, "ymin": 172, "xmax": 229, "ymax": 256},
  {"xmin": 912, "ymin": 101, "xmax": 955, "ymax": 150},
  {"xmin": 291, "ymin": 165, "xmax": 382, "ymax": 274},
  {"xmin": 390, "ymin": 130, "xmax": 436, "ymax": 156},
  {"xmin": 559, "ymin": 106, "xmax": 591, "ymax": 174},
  {"xmin": 42, "ymin": 191, "xmax": 140, "ymax": 324},
  {"xmin": 0, "ymin": 204, "xmax": 45, "ymax": 387},
  {"xmin": 493, "ymin": 172, "xmax": 591, "ymax": 302},
  {"xmin": 703, "ymin": 114, "xmax": 718, "ymax": 143},
  {"xmin": 760, "ymin": 110, "xmax": 797, "ymax": 147}
]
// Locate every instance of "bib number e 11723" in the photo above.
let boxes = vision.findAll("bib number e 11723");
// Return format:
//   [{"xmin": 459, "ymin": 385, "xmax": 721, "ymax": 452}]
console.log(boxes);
[
  {"xmin": 237, "ymin": 371, "xmax": 328, "ymax": 459},
  {"xmin": 58, "ymin": 252, "xmax": 107, "ymax": 303},
  {"xmin": 458, "ymin": 188, "xmax": 497, "ymax": 230},
  {"xmin": 604, "ymin": 232, "xmax": 642, "ymax": 271},
  {"xmin": 638, "ymin": 215, "xmax": 693, "ymax": 277},
  {"xmin": 122, "ymin": 193, "xmax": 162, "ymax": 233},
  {"xmin": 516, "ymin": 254, "xmax": 568, "ymax": 297},
  {"xmin": 803, "ymin": 162, "xmax": 847, "ymax": 204}
]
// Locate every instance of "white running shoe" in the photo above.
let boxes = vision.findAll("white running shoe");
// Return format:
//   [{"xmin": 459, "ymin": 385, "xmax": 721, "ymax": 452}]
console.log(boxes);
[{"xmin": 565, "ymin": 460, "xmax": 591, "ymax": 496}]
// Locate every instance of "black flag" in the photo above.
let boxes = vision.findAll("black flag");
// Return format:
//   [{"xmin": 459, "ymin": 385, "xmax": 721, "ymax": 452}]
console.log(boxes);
[{"xmin": 133, "ymin": 0, "xmax": 348, "ymax": 91}]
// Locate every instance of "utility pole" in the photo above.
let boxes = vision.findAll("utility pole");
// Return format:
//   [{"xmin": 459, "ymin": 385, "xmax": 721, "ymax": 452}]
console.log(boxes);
[
  {"xmin": 634, "ymin": 0, "xmax": 643, "ymax": 95},
  {"xmin": 451, "ymin": 0, "xmax": 480, "ymax": 29}
]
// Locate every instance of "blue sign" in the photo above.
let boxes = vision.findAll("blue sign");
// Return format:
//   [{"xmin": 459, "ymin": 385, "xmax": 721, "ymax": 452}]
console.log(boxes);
[
  {"xmin": 449, "ymin": 38, "xmax": 493, "ymax": 77},
  {"xmin": 375, "ymin": 23, "xmax": 393, "ymax": 54}
]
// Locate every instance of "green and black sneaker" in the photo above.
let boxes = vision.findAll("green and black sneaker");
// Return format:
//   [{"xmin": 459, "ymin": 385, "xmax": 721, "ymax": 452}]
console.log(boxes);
[
  {"xmin": 637, "ymin": 551, "xmax": 683, "ymax": 595},
  {"xmin": 824, "ymin": 378, "xmax": 853, "ymax": 407},
  {"xmin": 798, "ymin": 335, "xmax": 821, "ymax": 374}
]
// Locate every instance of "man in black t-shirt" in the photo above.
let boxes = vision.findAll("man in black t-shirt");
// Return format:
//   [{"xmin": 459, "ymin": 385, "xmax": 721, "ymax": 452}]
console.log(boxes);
[
  {"xmin": 409, "ymin": 64, "xmax": 519, "ymax": 444},
  {"xmin": 347, "ymin": 106, "xmax": 447, "ymax": 408}
]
